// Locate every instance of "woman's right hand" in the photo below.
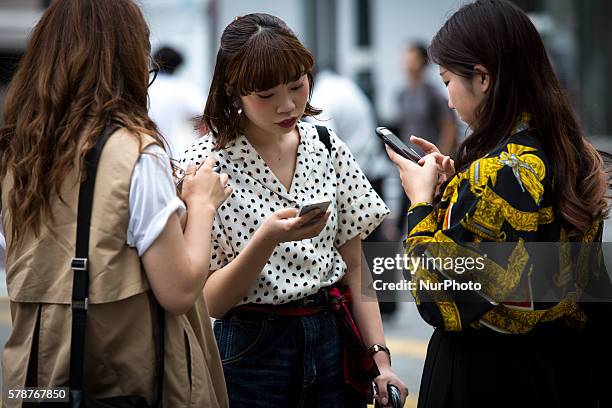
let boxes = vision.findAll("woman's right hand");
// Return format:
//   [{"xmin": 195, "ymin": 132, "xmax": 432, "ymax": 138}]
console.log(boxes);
[
  {"xmin": 181, "ymin": 156, "xmax": 233, "ymax": 210},
  {"xmin": 259, "ymin": 208, "xmax": 331, "ymax": 244},
  {"xmin": 411, "ymin": 135, "xmax": 455, "ymax": 190}
]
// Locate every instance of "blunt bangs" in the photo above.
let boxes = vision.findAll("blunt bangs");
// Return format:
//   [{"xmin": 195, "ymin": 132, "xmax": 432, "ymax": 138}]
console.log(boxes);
[{"xmin": 231, "ymin": 28, "xmax": 314, "ymax": 95}]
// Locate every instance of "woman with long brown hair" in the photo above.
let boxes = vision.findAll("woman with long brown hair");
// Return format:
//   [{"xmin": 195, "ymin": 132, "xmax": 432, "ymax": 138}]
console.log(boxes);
[
  {"xmin": 387, "ymin": 0, "xmax": 612, "ymax": 407},
  {"xmin": 0, "ymin": 0, "xmax": 230, "ymax": 406},
  {"xmin": 180, "ymin": 13, "xmax": 408, "ymax": 408}
]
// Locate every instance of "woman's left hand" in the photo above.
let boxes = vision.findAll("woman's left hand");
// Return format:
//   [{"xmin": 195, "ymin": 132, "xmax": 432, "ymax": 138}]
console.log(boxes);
[
  {"xmin": 386, "ymin": 145, "xmax": 438, "ymax": 204},
  {"xmin": 373, "ymin": 366, "xmax": 409, "ymax": 408}
]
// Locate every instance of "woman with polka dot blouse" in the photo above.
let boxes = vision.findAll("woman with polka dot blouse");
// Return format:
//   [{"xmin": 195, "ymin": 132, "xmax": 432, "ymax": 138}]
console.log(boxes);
[{"xmin": 179, "ymin": 13, "xmax": 407, "ymax": 408}]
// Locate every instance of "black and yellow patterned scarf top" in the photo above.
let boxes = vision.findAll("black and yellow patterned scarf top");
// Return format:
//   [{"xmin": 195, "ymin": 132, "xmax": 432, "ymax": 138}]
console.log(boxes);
[{"xmin": 404, "ymin": 113, "xmax": 611, "ymax": 334}]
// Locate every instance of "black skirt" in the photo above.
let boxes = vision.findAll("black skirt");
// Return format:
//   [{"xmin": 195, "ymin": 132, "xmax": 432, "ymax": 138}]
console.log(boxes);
[{"xmin": 417, "ymin": 319, "xmax": 611, "ymax": 408}]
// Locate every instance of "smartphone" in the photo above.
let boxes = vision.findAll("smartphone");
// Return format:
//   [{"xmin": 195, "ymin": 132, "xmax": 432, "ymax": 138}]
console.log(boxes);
[
  {"xmin": 298, "ymin": 198, "xmax": 331, "ymax": 217},
  {"xmin": 373, "ymin": 383, "xmax": 402, "ymax": 408},
  {"xmin": 176, "ymin": 164, "xmax": 221, "ymax": 193},
  {"xmin": 376, "ymin": 126, "xmax": 422, "ymax": 163}
]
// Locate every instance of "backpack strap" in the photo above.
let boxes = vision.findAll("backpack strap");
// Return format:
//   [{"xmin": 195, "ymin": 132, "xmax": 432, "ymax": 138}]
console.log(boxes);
[{"xmin": 315, "ymin": 125, "xmax": 332, "ymax": 155}]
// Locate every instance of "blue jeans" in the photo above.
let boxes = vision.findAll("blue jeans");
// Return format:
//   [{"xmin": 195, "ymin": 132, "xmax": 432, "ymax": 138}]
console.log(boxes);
[{"xmin": 214, "ymin": 306, "xmax": 364, "ymax": 407}]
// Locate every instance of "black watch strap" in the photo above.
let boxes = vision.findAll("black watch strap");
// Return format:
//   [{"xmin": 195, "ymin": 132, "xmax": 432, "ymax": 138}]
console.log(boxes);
[{"xmin": 368, "ymin": 343, "xmax": 391, "ymax": 362}]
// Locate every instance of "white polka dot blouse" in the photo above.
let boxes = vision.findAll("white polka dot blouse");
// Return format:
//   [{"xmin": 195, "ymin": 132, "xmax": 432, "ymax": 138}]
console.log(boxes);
[{"xmin": 179, "ymin": 121, "xmax": 389, "ymax": 305}]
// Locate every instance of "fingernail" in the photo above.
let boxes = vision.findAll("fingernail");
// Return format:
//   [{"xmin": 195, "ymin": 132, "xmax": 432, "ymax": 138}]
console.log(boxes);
[{"xmin": 382, "ymin": 397, "xmax": 388, "ymax": 405}]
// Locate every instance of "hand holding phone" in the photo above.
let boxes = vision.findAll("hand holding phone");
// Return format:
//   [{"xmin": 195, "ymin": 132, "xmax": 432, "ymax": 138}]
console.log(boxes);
[
  {"xmin": 260, "ymin": 206, "xmax": 331, "ymax": 244},
  {"xmin": 373, "ymin": 383, "xmax": 403, "ymax": 408},
  {"xmin": 376, "ymin": 127, "xmax": 422, "ymax": 163},
  {"xmin": 298, "ymin": 198, "xmax": 332, "ymax": 217}
]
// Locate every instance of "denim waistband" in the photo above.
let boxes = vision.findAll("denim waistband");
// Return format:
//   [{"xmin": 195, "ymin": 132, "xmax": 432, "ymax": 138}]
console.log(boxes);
[
  {"xmin": 275, "ymin": 287, "xmax": 332, "ymax": 308},
  {"xmin": 227, "ymin": 286, "xmax": 334, "ymax": 321}
]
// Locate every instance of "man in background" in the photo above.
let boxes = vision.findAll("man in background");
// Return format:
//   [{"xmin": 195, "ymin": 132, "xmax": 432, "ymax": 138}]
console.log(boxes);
[
  {"xmin": 394, "ymin": 42, "xmax": 457, "ymax": 232},
  {"xmin": 308, "ymin": 69, "xmax": 399, "ymax": 317},
  {"xmin": 395, "ymin": 42, "xmax": 457, "ymax": 155}
]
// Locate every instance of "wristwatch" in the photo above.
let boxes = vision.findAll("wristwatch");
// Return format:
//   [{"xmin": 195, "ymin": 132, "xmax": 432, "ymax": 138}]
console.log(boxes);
[{"xmin": 368, "ymin": 343, "xmax": 391, "ymax": 364}]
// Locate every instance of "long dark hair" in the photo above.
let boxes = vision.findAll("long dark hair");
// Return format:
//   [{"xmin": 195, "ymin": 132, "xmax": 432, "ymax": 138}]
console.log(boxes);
[
  {"xmin": 201, "ymin": 13, "xmax": 321, "ymax": 149},
  {"xmin": 0, "ymin": 0, "xmax": 164, "ymax": 250},
  {"xmin": 429, "ymin": 0, "xmax": 611, "ymax": 236}
]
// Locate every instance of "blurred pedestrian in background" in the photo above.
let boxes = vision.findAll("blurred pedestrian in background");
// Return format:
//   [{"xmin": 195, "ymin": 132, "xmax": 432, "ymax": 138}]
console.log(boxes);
[
  {"xmin": 148, "ymin": 45, "xmax": 205, "ymax": 159},
  {"xmin": 309, "ymin": 69, "xmax": 391, "ymax": 211},
  {"xmin": 0, "ymin": 0, "xmax": 230, "ymax": 405},
  {"xmin": 395, "ymin": 42, "xmax": 456, "ymax": 155},
  {"xmin": 387, "ymin": 1, "xmax": 612, "ymax": 407},
  {"xmin": 394, "ymin": 42, "xmax": 457, "ymax": 234},
  {"xmin": 308, "ymin": 69, "xmax": 399, "ymax": 318}
]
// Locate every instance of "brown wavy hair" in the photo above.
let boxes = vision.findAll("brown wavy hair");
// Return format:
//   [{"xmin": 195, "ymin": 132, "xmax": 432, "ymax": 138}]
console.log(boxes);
[
  {"xmin": 429, "ymin": 0, "xmax": 611, "ymax": 236},
  {"xmin": 0, "ymin": 0, "xmax": 165, "ymax": 250},
  {"xmin": 201, "ymin": 13, "xmax": 321, "ymax": 149}
]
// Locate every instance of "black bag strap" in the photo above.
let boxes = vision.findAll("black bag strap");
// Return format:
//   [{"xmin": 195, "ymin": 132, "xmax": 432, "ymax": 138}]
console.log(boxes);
[
  {"xmin": 154, "ymin": 302, "xmax": 165, "ymax": 406},
  {"xmin": 315, "ymin": 125, "xmax": 332, "ymax": 155},
  {"xmin": 70, "ymin": 124, "xmax": 165, "ymax": 405}
]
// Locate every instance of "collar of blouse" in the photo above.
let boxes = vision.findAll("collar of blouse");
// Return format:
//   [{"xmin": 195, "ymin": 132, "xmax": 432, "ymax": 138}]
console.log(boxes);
[{"xmin": 222, "ymin": 123, "xmax": 328, "ymax": 204}]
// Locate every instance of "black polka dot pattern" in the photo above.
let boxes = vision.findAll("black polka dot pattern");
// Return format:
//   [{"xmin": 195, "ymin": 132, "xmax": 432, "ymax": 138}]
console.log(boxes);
[{"xmin": 178, "ymin": 121, "xmax": 389, "ymax": 305}]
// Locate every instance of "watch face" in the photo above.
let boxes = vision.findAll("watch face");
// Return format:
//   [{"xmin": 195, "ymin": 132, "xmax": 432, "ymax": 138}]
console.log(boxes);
[{"xmin": 370, "ymin": 344, "xmax": 389, "ymax": 355}]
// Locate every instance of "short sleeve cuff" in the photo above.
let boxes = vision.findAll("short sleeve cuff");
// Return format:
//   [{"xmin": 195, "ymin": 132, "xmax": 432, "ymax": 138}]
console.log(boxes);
[
  {"xmin": 408, "ymin": 202, "xmax": 434, "ymax": 212},
  {"xmin": 334, "ymin": 192, "xmax": 390, "ymax": 247},
  {"xmin": 137, "ymin": 196, "xmax": 186, "ymax": 256},
  {"xmin": 406, "ymin": 204, "xmax": 436, "ymax": 238}
]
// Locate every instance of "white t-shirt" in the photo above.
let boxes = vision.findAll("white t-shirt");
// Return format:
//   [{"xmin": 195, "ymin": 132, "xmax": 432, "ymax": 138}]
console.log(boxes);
[
  {"xmin": 179, "ymin": 121, "xmax": 389, "ymax": 305},
  {"xmin": 127, "ymin": 144, "xmax": 186, "ymax": 255},
  {"xmin": 0, "ymin": 144, "xmax": 184, "ymax": 277}
]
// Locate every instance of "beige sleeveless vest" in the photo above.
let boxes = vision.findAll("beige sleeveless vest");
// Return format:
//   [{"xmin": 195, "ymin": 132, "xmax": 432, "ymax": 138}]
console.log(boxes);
[{"xmin": 1, "ymin": 128, "xmax": 228, "ymax": 407}]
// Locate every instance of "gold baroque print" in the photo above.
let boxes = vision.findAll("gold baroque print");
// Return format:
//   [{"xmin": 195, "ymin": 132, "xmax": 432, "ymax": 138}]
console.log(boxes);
[
  {"xmin": 469, "ymin": 157, "xmax": 503, "ymax": 193},
  {"xmin": 404, "ymin": 230, "xmax": 454, "ymax": 254},
  {"xmin": 442, "ymin": 171, "xmax": 469, "ymax": 204},
  {"xmin": 412, "ymin": 265, "xmax": 453, "ymax": 304},
  {"xmin": 474, "ymin": 186, "xmax": 541, "ymax": 233},
  {"xmin": 480, "ymin": 301, "xmax": 586, "ymax": 334},
  {"xmin": 473, "ymin": 239, "xmax": 527, "ymax": 301},
  {"xmin": 574, "ymin": 221, "xmax": 602, "ymax": 291},
  {"xmin": 409, "ymin": 210, "xmax": 438, "ymax": 236},
  {"xmin": 554, "ymin": 238, "xmax": 573, "ymax": 291},
  {"xmin": 582, "ymin": 221, "xmax": 600, "ymax": 243},
  {"xmin": 538, "ymin": 207, "xmax": 554, "ymax": 224},
  {"xmin": 460, "ymin": 215, "xmax": 499, "ymax": 241},
  {"xmin": 497, "ymin": 144, "xmax": 546, "ymax": 205},
  {"xmin": 419, "ymin": 239, "xmax": 528, "ymax": 302},
  {"xmin": 437, "ymin": 301, "xmax": 462, "ymax": 331},
  {"xmin": 571, "ymin": 222, "xmax": 600, "ymax": 292}
]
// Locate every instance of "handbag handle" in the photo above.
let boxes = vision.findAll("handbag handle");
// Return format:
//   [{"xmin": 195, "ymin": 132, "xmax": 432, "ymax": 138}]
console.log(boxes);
[{"xmin": 69, "ymin": 124, "xmax": 165, "ymax": 404}]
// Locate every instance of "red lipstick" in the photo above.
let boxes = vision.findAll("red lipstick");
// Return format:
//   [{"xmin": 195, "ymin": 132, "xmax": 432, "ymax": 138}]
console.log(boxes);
[{"xmin": 277, "ymin": 117, "xmax": 297, "ymax": 129}]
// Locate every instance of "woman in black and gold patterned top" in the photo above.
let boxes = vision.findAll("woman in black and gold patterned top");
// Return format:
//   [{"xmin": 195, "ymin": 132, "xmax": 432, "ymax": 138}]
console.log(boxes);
[{"xmin": 387, "ymin": 1, "xmax": 612, "ymax": 407}]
